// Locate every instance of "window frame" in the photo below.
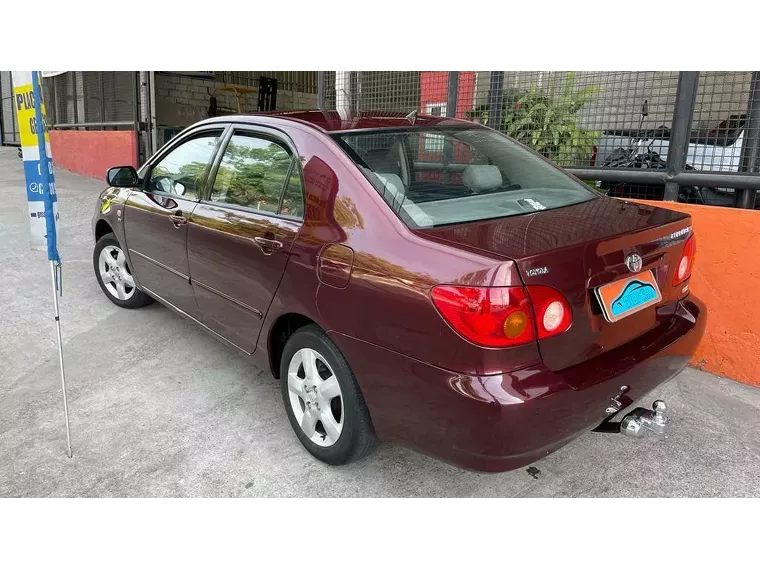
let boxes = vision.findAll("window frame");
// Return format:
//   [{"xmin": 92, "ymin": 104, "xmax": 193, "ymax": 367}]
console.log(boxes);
[
  {"xmin": 138, "ymin": 124, "xmax": 230, "ymax": 201},
  {"xmin": 202, "ymin": 124, "xmax": 306, "ymax": 221}
]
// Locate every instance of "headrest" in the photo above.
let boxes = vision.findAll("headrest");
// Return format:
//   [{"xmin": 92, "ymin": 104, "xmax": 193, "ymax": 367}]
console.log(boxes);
[
  {"xmin": 374, "ymin": 173, "xmax": 405, "ymax": 202},
  {"xmin": 462, "ymin": 165, "xmax": 503, "ymax": 192}
]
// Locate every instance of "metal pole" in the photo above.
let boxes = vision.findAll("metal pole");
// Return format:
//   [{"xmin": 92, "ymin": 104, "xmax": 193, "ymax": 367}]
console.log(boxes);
[
  {"xmin": 149, "ymin": 71, "xmax": 158, "ymax": 153},
  {"xmin": 735, "ymin": 71, "xmax": 760, "ymax": 209},
  {"xmin": 51, "ymin": 76, "xmax": 58, "ymax": 127},
  {"xmin": 565, "ymin": 167, "xmax": 760, "ymax": 191},
  {"xmin": 71, "ymin": 72, "xmax": 78, "ymax": 126},
  {"xmin": 99, "ymin": 73, "xmax": 106, "ymax": 130},
  {"xmin": 51, "ymin": 260, "xmax": 72, "ymax": 457},
  {"xmin": 139, "ymin": 71, "xmax": 151, "ymax": 161},
  {"xmin": 488, "ymin": 71, "xmax": 505, "ymax": 130},
  {"xmin": 350, "ymin": 72, "xmax": 360, "ymax": 114},
  {"xmin": 133, "ymin": 72, "xmax": 141, "ymax": 166},
  {"xmin": 446, "ymin": 71, "xmax": 459, "ymax": 118},
  {"xmin": 0, "ymin": 73, "xmax": 5, "ymax": 144},
  {"xmin": 317, "ymin": 71, "xmax": 325, "ymax": 110},
  {"xmin": 664, "ymin": 72, "xmax": 699, "ymax": 201}
]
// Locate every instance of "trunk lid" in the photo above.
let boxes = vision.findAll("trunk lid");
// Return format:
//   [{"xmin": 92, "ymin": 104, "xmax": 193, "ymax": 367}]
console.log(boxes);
[{"xmin": 419, "ymin": 197, "xmax": 693, "ymax": 371}]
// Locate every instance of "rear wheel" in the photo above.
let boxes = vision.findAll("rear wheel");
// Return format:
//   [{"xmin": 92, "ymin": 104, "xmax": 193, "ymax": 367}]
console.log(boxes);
[
  {"xmin": 280, "ymin": 324, "xmax": 378, "ymax": 465},
  {"xmin": 93, "ymin": 233, "xmax": 152, "ymax": 309}
]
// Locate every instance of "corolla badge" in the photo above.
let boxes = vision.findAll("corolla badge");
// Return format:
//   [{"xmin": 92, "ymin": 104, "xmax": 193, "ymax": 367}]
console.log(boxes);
[
  {"xmin": 611, "ymin": 280, "xmax": 658, "ymax": 317},
  {"xmin": 625, "ymin": 253, "xmax": 643, "ymax": 273}
]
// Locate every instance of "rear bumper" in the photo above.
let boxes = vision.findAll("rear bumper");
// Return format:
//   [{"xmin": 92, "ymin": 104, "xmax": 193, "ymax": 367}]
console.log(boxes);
[{"xmin": 331, "ymin": 295, "xmax": 706, "ymax": 472}]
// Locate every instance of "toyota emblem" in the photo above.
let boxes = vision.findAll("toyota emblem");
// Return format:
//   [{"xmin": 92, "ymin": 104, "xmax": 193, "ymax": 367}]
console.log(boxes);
[{"xmin": 625, "ymin": 253, "xmax": 643, "ymax": 273}]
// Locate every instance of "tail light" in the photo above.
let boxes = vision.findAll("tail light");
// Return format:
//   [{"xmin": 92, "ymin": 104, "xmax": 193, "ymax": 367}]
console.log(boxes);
[
  {"xmin": 673, "ymin": 235, "xmax": 696, "ymax": 286},
  {"xmin": 430, "ymin": 285, "xmax": 572, "ymax": 348},
  {"xmin": 526, "ymin": 286, "xmax": 573, "ymax": 339}
]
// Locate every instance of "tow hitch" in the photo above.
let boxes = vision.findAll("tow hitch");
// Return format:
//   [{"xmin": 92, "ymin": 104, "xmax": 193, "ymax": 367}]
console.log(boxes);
[
  {"xmin": 593, "ymin": 400, "xmax": 670, "ymax": 437},
  {"xmin": 620, "ymin": 400, "xmax": 669, "ymax": 438}
]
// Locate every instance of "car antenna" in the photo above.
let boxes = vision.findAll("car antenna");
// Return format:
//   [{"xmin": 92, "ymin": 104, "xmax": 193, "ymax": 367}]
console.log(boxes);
[{"xmin": 405, "ymin": 110, "xmax": 417, "ymax": 125}]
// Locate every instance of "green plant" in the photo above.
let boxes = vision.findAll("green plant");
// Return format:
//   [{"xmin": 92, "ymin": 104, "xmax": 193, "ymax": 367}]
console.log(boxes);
[{"xmin": 468, "ymin": 72, "xmax": 601, "ymax": 167}]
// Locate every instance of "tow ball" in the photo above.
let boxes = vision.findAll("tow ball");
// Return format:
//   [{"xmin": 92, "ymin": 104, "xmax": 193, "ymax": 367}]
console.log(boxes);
[
  {"xmin": 593, "ymin": 400, "xmax": 670, "ymax": 437},
  {"xmin": 620, "ymin": 400, "xmax": 670, "ymax": 438}
]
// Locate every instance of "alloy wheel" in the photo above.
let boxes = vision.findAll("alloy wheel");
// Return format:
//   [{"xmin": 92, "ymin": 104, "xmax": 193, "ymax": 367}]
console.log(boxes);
[
  {"xmin": 286, "ymin": 347, "xmax": 344, "ymax": 447},
  {"xmin": 98, "ymin": 245, "xmax": 135, "ymax": 301}
]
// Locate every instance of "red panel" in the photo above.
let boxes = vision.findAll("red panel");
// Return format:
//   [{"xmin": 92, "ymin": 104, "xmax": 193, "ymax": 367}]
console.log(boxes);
[
  {"xmin": 455, "ymin": 72, "xmax": 476, "ymax": 119},
  {"xmin": 49, "ymin": 130, "xmax": 137, "ymax": 180}
]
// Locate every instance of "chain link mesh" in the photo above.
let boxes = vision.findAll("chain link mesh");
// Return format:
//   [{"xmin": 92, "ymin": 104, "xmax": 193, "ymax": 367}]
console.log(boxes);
[
  {"xmin": 316, "ymin": 70, "xmax": 760, "ymax": 208},
  {"xmin": 2, "ymin": 70, "xmax": 758, "ymax": 209}
]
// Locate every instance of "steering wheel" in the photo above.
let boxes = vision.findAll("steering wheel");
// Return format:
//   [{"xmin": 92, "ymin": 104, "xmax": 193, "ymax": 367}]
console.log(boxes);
[
  {"xmin": 151, "ymin": 175, "xmax": 175, "ymax": 194},
  {"xmin": 151, "ymin": 175, "xmax": 187, "ymax": 196}
]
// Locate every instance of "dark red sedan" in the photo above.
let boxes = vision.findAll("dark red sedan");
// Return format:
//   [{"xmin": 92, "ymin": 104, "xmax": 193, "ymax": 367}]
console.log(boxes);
[{"xmin": 92, "ymin": 111, "xmax": 705, "ymax": 472}]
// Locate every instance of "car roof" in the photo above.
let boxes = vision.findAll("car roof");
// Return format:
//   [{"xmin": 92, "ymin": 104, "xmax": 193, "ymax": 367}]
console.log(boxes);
[{"xmin": 197, "ymin": 109, "xmax": 478, "ymax": 133}]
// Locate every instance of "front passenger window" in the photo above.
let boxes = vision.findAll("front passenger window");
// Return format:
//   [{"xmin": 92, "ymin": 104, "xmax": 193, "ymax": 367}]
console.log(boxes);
[{"xmin": 147, "ymin": 133, "xmax": 221, "ymax": 199}]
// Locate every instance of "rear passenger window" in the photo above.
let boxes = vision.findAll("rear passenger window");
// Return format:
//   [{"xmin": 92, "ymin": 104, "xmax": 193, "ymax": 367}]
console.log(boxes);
[{"xmin": 211, "ymin": 134, "xmax": 292, "ymax": 213}]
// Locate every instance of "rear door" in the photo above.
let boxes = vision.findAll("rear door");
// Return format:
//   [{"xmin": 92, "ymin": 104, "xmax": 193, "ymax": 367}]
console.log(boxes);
[
  {"xmin": 123, "ymin": 126, "xmax": 226, "ymax": 317},
  {"xmin": 187, "ymin": 126, "xmax": 304, "ymax": 352}
]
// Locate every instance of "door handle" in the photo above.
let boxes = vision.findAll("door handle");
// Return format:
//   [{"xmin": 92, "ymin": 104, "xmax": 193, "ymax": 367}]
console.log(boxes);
[
  {"xmin": 253, "ymin": 236, "xmax": 283, "ymax": 253},
  {"xmin": 169, "ymin": 212, "xmax": 187, "ymax": 228}
]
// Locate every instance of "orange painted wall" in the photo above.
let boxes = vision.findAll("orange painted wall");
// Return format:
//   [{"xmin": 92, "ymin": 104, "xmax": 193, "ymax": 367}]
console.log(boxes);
[
  {"xmin": 635, "ymin": 200, "xmax": 760, "ymax": 387},
  {"xmin": 49, "ymin": 130, "xmax": 137, "ymax": 180}
]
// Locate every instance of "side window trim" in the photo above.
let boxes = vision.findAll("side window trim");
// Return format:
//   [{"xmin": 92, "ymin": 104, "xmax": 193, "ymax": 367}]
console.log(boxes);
[
  {"xmin": 139, "ymin": 123, "xmax": 230, "ymax": 175},
  {"xmin": 202, "ymin": 126, "xmax": 305, "ymax": 221},
  {"xmin": 201, "ymin": 126, "xmax": 235, "ymax": 201},
  {"xmin": 139, "ymin": 124, "xmax": 231, "ymax": 199},
  {"xmin": 276, "ymin": 159, "xmax": 297, "ymax": 214}
]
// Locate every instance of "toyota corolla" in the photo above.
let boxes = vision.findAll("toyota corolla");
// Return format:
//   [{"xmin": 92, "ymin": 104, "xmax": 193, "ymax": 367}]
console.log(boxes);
[{"xmin": 92, "ymin": 111, "xmax": 705, "ymax": 472}]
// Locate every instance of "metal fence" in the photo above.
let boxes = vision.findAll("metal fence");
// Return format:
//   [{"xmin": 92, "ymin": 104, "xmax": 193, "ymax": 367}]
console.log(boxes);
[
  {"xmin": 43, "ymin": 71, "xmax": 139, "ymax": 130},
  {"xmin": 320, "ymin": 71, "xmax": 760, "ymax": 209},
  {"xmin": 4, "ymin": 70, "xmax": 758, "ymax": 209},
  {"xmin": 0, "ymin": 71, "xmax": 21, "ymax": 145}
]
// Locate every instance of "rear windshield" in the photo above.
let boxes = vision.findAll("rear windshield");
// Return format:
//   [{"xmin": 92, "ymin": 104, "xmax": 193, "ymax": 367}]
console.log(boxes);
[{"xmin": 333, "ymin": 127, "xmax": 596, "ymax": 228}]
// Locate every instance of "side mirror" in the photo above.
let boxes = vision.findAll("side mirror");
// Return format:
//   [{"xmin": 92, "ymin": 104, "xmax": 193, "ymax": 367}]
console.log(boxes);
[{"xmin": 106, "ymin": 166, "xmax": 139, "ymax": 187}]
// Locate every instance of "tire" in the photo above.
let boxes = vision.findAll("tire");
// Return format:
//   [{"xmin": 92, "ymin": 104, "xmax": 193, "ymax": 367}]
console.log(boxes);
[
  {"xmin": 280, "ymin": 324, "xmax": 378, "ymax": 465},
  {"xmin": 93, "ymin": 233, "xmax": 152, "ymax": 309}
]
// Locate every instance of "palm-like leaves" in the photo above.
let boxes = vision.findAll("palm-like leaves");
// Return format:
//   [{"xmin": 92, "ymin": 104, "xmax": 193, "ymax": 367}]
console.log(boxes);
[{"xmin": 467, "ymin": 72, "xmax": 601, "ymax": 167}]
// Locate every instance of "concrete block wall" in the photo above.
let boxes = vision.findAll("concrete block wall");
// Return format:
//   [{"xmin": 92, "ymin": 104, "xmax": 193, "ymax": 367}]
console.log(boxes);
[{"xmin": 154, "ymin": 73, "xmax": 318, "ymax": 129}]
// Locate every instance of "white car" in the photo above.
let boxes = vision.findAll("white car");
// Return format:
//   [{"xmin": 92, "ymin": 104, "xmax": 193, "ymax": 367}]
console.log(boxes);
[{"xmin": 593, "ymin": 115, "xmax": 746, "ymax": 201}]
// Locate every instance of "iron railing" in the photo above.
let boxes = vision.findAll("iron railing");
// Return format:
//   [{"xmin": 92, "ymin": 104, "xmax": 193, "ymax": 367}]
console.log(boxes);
[
  {"xmin": 319, "ymin": 71, "xmax": 760, "ymax": 209},
  {"xmin": 4, "ymin": 69, "xmax": 758, "ymax": 208},
  {"xmin": 0, "ymin": 71, "xmax": 21, "ymax": 145}
]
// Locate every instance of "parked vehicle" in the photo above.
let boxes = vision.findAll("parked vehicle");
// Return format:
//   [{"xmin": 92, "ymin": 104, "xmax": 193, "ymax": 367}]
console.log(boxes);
[
  {"xmin": 596, "ymin": 114, "xmax": 747, "ymax": 173},
  {"xmin": 599, "ymin": 129, "xmax": 733, "ymax": 205},
  {"xmin": 595, "ymin": 112, "xmax": 747, "ymax": 204},
  {"xmin": 92, "ymin": 110, "xmax": 705, "ymax": 472}
]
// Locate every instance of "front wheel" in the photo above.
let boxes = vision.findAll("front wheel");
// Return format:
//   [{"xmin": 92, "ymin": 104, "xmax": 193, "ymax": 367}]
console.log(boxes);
[
  {"xmin": 280, "ymin": 325, "xmax": 378, "ymax": 465},
  {"xmin": 93, "ymin": 233, "xmax": 152, "ymax": 309}
]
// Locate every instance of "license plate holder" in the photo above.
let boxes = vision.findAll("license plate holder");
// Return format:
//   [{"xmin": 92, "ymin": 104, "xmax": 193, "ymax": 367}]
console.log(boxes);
[{"xmin": 595, "ymin": 270, "xmax": 662, "ymax": 323}]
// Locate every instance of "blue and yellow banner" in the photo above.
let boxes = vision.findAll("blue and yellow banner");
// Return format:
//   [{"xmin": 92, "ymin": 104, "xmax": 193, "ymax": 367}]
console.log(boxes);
[{"xmin": 12, "ymin": 71, "xmax": 60, "ymax": 261}]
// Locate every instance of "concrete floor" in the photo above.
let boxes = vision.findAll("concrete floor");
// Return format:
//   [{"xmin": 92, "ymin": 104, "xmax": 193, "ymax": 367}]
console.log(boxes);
[{"xmin": 1, "ymin": 146, "xmax": 759, "ymax": 498}]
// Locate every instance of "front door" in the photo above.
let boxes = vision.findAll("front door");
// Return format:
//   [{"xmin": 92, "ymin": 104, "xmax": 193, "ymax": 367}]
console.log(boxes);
[
  {"xmin": 187, "ymin": 128, "xmax": 305, "ymax": 352},
  {"xmin": 123, "ymin": 128, "xmax": 225, "ymax": 317}
]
